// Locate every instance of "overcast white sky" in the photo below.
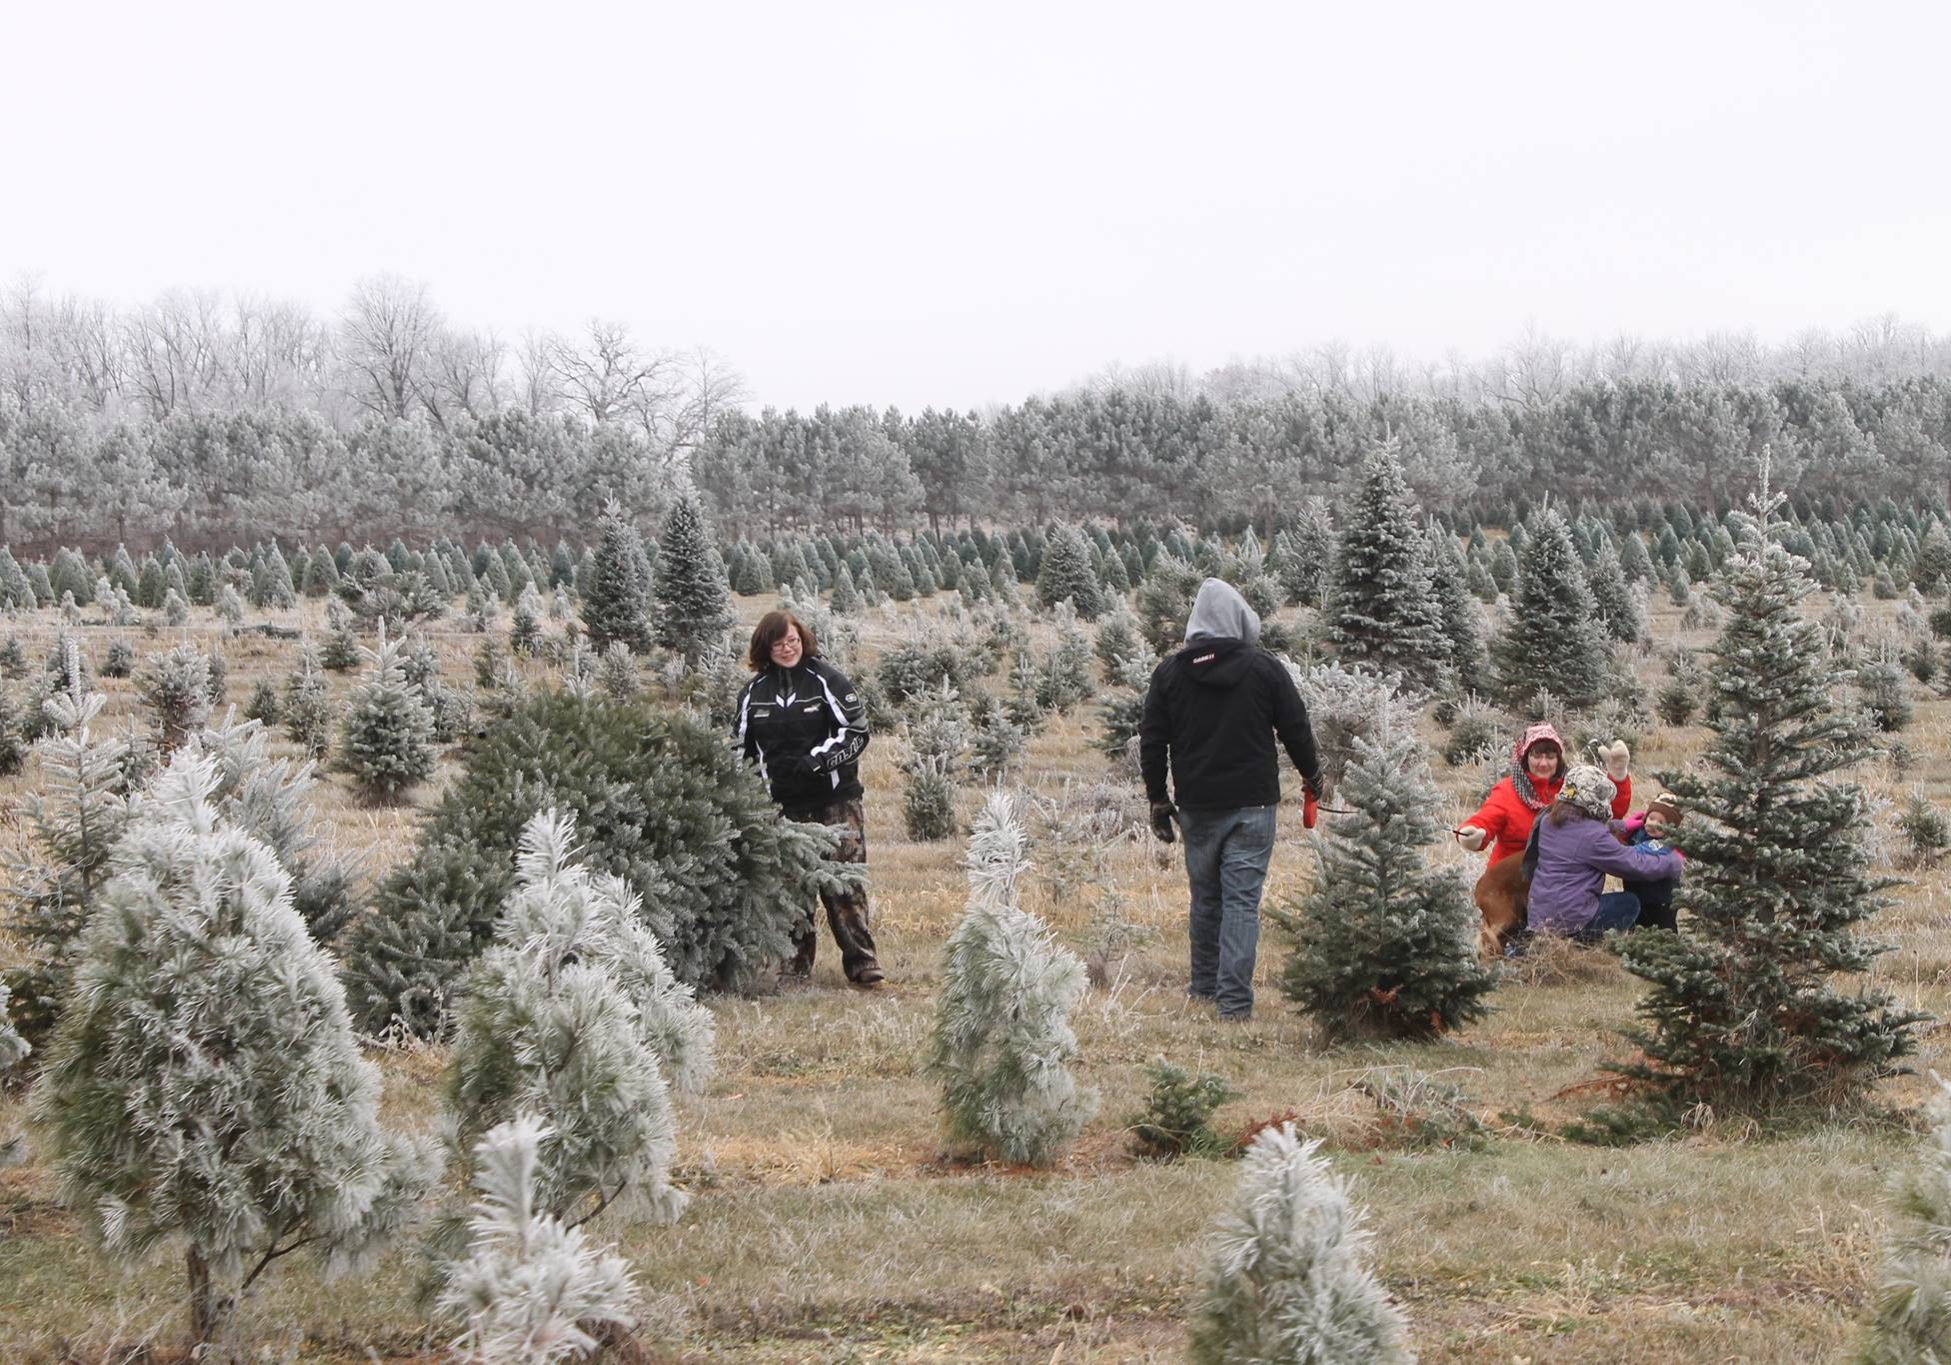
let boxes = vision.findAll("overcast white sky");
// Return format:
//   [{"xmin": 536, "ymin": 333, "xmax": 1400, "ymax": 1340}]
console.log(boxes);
[{"xmin": 4, "ymin": 0, "xmax": 1947, "ymax": 410}]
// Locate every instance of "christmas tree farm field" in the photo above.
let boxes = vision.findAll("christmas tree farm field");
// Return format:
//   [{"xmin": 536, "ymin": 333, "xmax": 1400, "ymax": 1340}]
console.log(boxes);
[{"xmin": 4, "ymin": 591, "xmax": 1951, "ymax": 1361}]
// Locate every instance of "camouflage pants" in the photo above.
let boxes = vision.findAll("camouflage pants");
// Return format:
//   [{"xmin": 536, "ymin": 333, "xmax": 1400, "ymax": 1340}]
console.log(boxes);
[{"xmin": 782, "ymin": 796, "xmax": 881, "ymax": 982}]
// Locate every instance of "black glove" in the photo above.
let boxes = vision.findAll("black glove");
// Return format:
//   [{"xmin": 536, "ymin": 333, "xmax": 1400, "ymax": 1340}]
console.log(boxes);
[
  {"xmin": 1149, "ymin": 800, "xmax": 1178, "ymax": 844},
  {"xmin": 787, "ymin": 754, "xmax": 823, "ymax": 777}
]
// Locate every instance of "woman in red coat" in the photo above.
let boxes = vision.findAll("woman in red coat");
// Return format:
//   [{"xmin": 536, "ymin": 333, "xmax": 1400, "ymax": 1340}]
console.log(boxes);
[{"xmin": 1457, "ymin": 723, "xmax": 1632, "ymax": 865}]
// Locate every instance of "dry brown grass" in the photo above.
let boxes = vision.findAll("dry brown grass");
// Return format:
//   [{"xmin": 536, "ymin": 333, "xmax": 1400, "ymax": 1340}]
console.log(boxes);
[{"xmin": 1, "ymin": 589, "xmax": 1947, "ymax": 1361}]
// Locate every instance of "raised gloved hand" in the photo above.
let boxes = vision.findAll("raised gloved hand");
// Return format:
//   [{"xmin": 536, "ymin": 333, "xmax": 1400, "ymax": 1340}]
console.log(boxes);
[
  {"xmin": 1303, "ymin": 785, "xmax": 1320, "ymax": 830},
  {"xmin": 1455, "ymin": 825, "xmax": 1490, "ymax": 853},
  {"xmin": 1594, "ymin": 739, "xmax": 1631, "ymax": 783},
  {"xmin": 1149, "ymin": 800, "xmax": 1178, "ymax": 844}
]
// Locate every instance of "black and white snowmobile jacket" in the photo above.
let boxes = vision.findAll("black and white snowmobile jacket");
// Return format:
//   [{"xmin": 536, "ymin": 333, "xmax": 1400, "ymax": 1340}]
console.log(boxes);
[{"xmin": 732, "ymin": 656, "xmax": 870, "ymax": 814}]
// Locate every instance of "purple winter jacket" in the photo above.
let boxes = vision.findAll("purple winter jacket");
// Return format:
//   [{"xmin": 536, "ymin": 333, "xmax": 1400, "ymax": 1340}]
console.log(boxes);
[{"xmin": 1529, "ymin": 812, "xmax": 1682, "ymax": 936}]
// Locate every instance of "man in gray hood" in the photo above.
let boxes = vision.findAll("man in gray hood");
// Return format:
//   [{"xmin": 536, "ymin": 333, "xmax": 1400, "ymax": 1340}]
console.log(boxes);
[{"xmin": 1140, "ymin": 578, "xmax": 1321, "ymax": 1020}]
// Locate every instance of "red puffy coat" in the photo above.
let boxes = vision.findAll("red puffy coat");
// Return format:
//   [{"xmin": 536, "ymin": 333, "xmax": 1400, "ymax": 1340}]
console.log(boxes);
[{"xmin": 1466, "ymin": 772, "xmax": 1632, "ymax": 865}]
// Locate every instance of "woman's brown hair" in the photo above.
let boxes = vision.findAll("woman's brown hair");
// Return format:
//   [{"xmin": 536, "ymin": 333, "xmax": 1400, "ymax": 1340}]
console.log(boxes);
[
  {"xmin": 1546, "ymin": 798, "xmax": 1589, "ymax": 828},
  {"xmin": 747, "ymin": 610, "xmax": 819, "ymax": 671}
]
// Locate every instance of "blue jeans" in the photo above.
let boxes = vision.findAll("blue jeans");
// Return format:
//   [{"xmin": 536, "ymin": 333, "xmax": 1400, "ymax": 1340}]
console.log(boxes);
[
  {"xmin": 1178, "ymin": 805, "xmax": 1277, "ymax": 1019},
  {"xmin": 1575, "ymin": 891, "xmax": 1641, "ymax": 942}
]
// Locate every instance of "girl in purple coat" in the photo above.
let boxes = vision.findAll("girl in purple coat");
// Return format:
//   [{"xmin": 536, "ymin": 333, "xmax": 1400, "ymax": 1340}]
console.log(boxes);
[{"xmin": 1527, "ymin": 764, "xmax": 1683, "ymax": 941}]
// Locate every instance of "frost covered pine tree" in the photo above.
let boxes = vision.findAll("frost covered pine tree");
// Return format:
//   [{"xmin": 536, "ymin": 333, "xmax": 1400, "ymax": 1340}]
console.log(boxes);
[
  {"xmin": 1424, "ymin": 522, "xmax": 1484, "ymax": 691},
  {"xmin": 2, "ymin": 651, "xmax": 132, "ymax": 1044},
  {"xmin": 1278, "ymin": 703, "xmax": 1494, "ymax": 1042},
  {"xmin": 1860, "ymin": 1072, "xmax": 1951, "ymax": 1363},
  {"xmin": 32, "ymin": 752, "xmax": 439, "ymax": 1348},
  {"xmin": 1587, "ymin": 537, "xmax": 1642, "ymax": 644},
  {"xmin": 445, "ymin": 810, "xmax": 710, "ymax": 1243},
  {"xmin": 1327, "ymin": 444, "xmax": 1452, "ymax": 693},
  {"xmin": 652, "ymin": 489, "xmax": 735, "ymax": 667},
  {"xmin": 438, "ymin": 1113, "xmax": 639, "ymax": 1365},
  {"xmin": 0, "ymin": 977, "xmax": 28, "ymax": 1164},
  {"xmin": 579, "ymin": 499, "xmax": 655, "ymax": 655},
  {"xmin": 135, "ymin": 641, "xmax": 212, "ymax": 753},
  {"xmin": 1187, "ymin": 1122, "xmax": 1414, "ymax": 1364},
  {"xmin": 1035, "ymin": 523, "xmax": 1104, "ymax": 620},
  {"xmin": 339, "ymin": 625, "xmax": 437, "ymax": 803},
  {"xmin": 922, "ymin": 792, "xmax": 1096, "ymax": 1165},
  {"xmin": 1612, "ymin": 462, "xmax": 1926, "ymax": 1112},
  {"xmin": 1489, "ymin": 505, "xmax": 1610, "ymax": 709}
]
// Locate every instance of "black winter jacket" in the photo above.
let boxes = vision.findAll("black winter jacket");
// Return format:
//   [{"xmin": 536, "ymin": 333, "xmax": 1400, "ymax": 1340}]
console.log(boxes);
[
  {"xmin": 733, "ymin": 656, "xmax": 869, "ymax": 814},
  {"xmin": 1139, "ymin": 638, "xmax": 1321, "ymax": 810}
]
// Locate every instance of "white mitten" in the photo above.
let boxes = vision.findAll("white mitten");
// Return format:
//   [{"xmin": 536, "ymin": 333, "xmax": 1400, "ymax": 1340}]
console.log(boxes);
[
  {"xmin": 1456, "ymin": 825, "xmax": 1490, "ymax": 853},
  {"xmin": 1595, "ymin": 739, "xmax": 1631, "ymax": 782}
]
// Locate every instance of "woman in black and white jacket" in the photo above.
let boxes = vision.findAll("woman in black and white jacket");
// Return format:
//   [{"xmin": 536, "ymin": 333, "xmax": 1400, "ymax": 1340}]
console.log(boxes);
[{"xmin": 732, "ymin": 610, "xmax": 885, "ymax": 986}]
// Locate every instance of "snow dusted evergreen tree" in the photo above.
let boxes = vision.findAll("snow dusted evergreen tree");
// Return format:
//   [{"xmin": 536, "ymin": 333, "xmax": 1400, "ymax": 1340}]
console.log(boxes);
[
  {"xmin": 3, "ymin": 649, "xmax": 132, "ymax": 1044},
  {"xmin": 829, "ymin": 560, "xmax": 861, "ymax": 613},
  {"xmin": 438, "ymin": 1114, "xmax": 639, "ymax": 1365},
  {"xmin": 1587, "ymin": 538, "xmax": 1642, "ymax": 644},
  {"xmin": 446, "ymin": 811, "xmax": 703, "ymax": 1240},
  {"xmin": 652, "ymin": 489, "xmax": 734, "ymax": 667},
  {"xmin": 1860, "ymin": 1073, "xmax": 1951, "ymax": 1363},
  {"xmin": 135, "ymin": 641, "xmax": 212, "ymax": 753},
  {"xmin": 923, "ymin": 793, "xmax": 1096, "ymax": 1165},
  {"xmin": 0, "ymin": 682, "xmax": 25, "ymax": 777},
  {"xmin": 1612, "ymin": 462, "xmax": 1926, "ymax": 1112},
  {"xmin": 510, "ymin": 582, "xmax": 546, "ymax": 657},
  {"xmin": 1285, "ymin": 498, "xmax": 1336, "ymax": 607},
  {"xmin": 181, "ymin": 710, "xmax": 362, "ymax": 945},
  {"xmin": 253, "ymin": 544, "xmax": 298, "ymax": 609},
  {"xmin": 1490, "ymin": 505, "xmax": 1610, "ymax": 709},
  {"xmin": 1424, "ymin": 522, "xmax": 1484, "ymax": 690},
  {"xmin": 1279, "ymin": 703, "xmax": 1494, "ymax": 1042},
  {"xmin": 579, "ymin": 500, "xmax": 654, "ymax": 655},
  {"xmin": 1327, "ymin": 444, "xmax": 1451, "ymax": 693},
  {"xmin": 1095, "ymin": 635, "xmax": 1160, "ymax": 768},
  {"xmin": 1093, "ymin": 600, "xmax": 1143, "ymax": 681},
  {"xmin": 340, "ymin": 625, "xmax": 436, "ymax": 803},
  {"xmin": 1187, "ymin": 1122, "xmax": 1413, "ymax": 1365},
  {"xmin": 901, "ymin": 681, "xmax": 968, "ymax": 842},
  {"xmin": 1037, "ymin": 598, "xmax": 1095, "ymax": 713},
  {"xmin": 285, "ymin": 644, "xmax": 333, "ymax": 759},
  {"xmin": 321, "ymin": 596, "xmax": 361, "ymax": 671},
  {"xmin": 1035, "ymin": 522, "xmax": 1104, "ymax": 620},
  {"xmin": 33, "ymin": 753, "xmax": 439, "ymax": 1348},
  {"xmin": 0, "ymin": 977, "xmax": 27, "ymax": 1164}
]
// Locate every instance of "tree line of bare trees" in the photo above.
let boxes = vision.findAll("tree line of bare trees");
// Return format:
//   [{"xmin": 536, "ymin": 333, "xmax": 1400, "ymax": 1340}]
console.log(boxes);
[
  {"xmin": 5, "ymin": 269, "xmax": 1951, "ymax": 551},
  {"xmin": 0, "ymin": 272, "xmax": 744, "ymax": 446}
]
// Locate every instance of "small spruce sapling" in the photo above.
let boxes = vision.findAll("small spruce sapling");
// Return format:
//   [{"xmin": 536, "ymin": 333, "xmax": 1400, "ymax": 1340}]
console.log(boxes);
[
  {"xmin": 339, "ymin": 626, "xmax": 437, "ymax": 803},
  {"xmin": 438, "ymin": 1113, "xmax": 639, "ymax": 1365},
  {"xmin": 2, "ymin": 648, "xmax": 132, "ymax": 1043},
  {"xmin": 1860, "ymin": 1073, "xmax": 1951, "ymax": 1364},
  {"xmin": 1279, "ymin": 703, "xmax": 1494, "ymax": 1042},
  {"xmin": 1187, "ymin": 1123, "xmax": 1414, "ymax": 1364},
  {"xmin": 1612, "ymin": 458, "xmax": 1927, "ymax": 1112},
  {"xmin": 652, "ymin": 490, "xmax": 734, "ymax": 667},
  {"xmin": 285, "ymin": 645, "xmax": 333, "ymax": 759},
  {"xmin": 901, "ymin": 680, "xmax": 968, "ymax": 842},
  {"xmin": 135, "ymin": 642, "xmax": 212, "ymax": 753},
  {"xmin": 923, "ymin": 792, "xmax": 1096, "ymax": 1165},
  {"xmin": 445, "ymin": 810, "xmax": 707, "ymax": 1241}
]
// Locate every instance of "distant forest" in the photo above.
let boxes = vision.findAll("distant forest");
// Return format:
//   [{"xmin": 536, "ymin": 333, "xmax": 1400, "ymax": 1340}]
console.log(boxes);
[{"xmin": 4, "ymin": 275, "xmax": 1949, "ymax": 550}]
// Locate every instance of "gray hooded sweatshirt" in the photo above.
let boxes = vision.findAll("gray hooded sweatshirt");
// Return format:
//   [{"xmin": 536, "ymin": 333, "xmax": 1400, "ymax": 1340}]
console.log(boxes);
[
  {"xmin": 1141, "ymin": 577, "xmax": 1317, "ymax": 809},
  {"xmin": 1184, "ymin": 578, "xmax": 1261, "ymax": 646}
]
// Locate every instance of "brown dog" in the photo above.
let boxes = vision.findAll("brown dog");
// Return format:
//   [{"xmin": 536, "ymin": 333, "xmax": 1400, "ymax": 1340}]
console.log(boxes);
[{"xmin": 1474, "ymin": 855, "xmax": 1528, "ymax": 957}]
